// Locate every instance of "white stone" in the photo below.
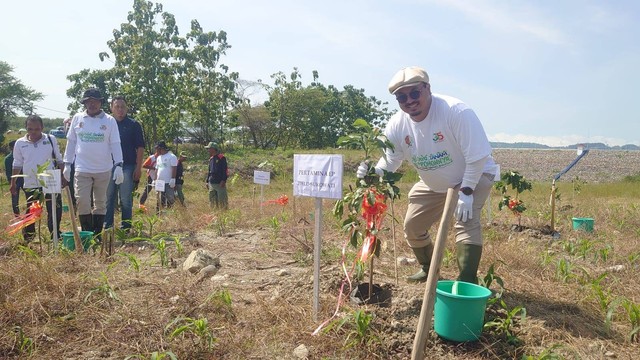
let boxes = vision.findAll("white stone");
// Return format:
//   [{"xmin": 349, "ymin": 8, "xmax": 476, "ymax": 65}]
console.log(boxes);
[
  {"xmin": 293, "ymin": 344, "xmax": 309, "ymax": 359},
  {"xmin": 277, "ymin": 269, "xmax": 291, "ymax": 276},
  {"xmin": 605, "ymin": 265, "xmax": 625, "ymax": 272},
  {"xmin": 211, "ymin": 274, "xmax": 229, "ymax": 282},
  {"xmin": 199, "ymin": 264, "xmax": 220, "ymax": 277},
  {"xmin": 182, "ymin": 249, "xmax": 220, "ymax": 274}
]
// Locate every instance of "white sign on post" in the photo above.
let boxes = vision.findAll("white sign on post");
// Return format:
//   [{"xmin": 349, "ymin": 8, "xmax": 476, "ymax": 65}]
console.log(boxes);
[
  {"xmin": 293, "ymin": 154, "xmax": 343, "ymax": 199},
  {"xmin": 40, "ymin": 169, "xmax": 62, "ymax": 194},
  {"xmin": 254, "ymin": 170, "xmax": 271, "ymax": 185},
  {"xmin": 39, "ymin": 169, "xmax": 62, "ymax": 251},
  {"xmin": 155, "ymin": 180, "xmax": 166, "ymax": 192},
  {"xmin": 293, "ymin": 154, "xmax": 343, "ymax": 321}
]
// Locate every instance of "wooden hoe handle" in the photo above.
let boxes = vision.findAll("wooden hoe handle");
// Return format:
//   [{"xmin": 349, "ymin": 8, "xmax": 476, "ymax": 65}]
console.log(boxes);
[
  {"xmin": 411, "ymin": 188, "xmax": 458, "ymax": 359},
  {"xmin": 64, "ymin": 187, "xmax": 83, "ymax": 254}
]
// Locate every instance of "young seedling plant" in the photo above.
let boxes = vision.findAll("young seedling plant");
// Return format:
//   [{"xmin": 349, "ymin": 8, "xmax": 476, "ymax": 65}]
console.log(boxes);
[
  {"xmin": 484, "ymin": 298, "xmax": 527, "ymax": 346},
  {"xmin": 322, "ymin": 309, "xmax": 380, "ymax": 349},
  {"xmin": 495, "ymin": 170, "xmax": 532, "ymax": 229},
  {"xmin": 333, "ymin": 118, "xmax": 402, "ymax": 299},
  {"xmin": 165, "ymin": 316, "xmax": 216, "ymax": 351}
]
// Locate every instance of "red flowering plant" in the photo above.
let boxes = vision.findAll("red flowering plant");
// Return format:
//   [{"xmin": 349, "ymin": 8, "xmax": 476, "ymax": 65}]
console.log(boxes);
[
  {"xmin": 5, "ymin": 162, "xmax": 51, "ymax": 238},
  {"xmin": 495, "ymin": 170, "xmax": 532, "ymax": 227},
  {"xmin": 333, "ymin": 119, "xmax": 402, "ymax": 293}
]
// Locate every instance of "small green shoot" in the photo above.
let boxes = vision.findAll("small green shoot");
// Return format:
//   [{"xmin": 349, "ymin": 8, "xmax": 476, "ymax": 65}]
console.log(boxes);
[
  {"xmin": 165, "ymin": 316, "xmax": 216, "ymax": 350},
  {"xmin": 84, "ymin": 272, "xmax": 120, "ymax": 304}
]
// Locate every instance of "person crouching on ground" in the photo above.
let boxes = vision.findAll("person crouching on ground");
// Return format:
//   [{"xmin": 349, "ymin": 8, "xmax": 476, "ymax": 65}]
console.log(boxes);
[{"xmin": 357, "ymin": 66, "xmax": 498, "ymax": 284}]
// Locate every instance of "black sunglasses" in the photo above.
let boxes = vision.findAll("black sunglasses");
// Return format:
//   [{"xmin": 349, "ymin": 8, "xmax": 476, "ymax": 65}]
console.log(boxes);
[{"xmin": 395, "ymin": 87, "xmax": 424, "ymax": 104}]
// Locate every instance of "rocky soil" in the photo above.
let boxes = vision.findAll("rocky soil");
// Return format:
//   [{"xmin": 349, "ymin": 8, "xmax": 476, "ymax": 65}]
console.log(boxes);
[{"xmin": 491, "ymin": 149, "xmax": 639, "ymax": 183}]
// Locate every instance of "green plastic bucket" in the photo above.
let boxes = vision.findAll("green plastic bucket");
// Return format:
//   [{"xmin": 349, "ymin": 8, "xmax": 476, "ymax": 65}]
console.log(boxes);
[
  {"xmin": 572, "ymin": 217, "xmax": 594, "ymax": 232},
  {"xmin": 434, "ymin": 280, "xmax": 492, "ymax": 342},
  {"xmin": 61, "ymin": 231, "xmax": 93, "ymax": 252}
]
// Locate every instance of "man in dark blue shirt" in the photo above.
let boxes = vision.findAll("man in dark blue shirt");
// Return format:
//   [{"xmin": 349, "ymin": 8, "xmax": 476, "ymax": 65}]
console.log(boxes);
[{"xmin": 105, "ymin": 96, "xmax": 145, "ymax": 231}]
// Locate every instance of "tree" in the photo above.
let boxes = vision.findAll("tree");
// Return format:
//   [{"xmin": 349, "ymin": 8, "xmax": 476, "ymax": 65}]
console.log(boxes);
[
  {"xmin": 66, "ymin": 0, "xmax": 238, "ymax": 150},
  {"xmin": 264, "ymin": 68, "xmax": 393, "ymax": 149},
  {"xmin": 65, "ymin": 69, "xmax": 113, "ymax": 114},
  {"xmin": 0, "ymin": 61, "xmax": 43, "ymax": 143},
  {"xmin": 179, "ymin": 20, "xmax": 240, "ymax": 145}
]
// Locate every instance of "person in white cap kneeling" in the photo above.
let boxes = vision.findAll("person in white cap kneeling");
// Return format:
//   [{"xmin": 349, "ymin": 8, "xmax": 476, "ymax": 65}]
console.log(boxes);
[{"xmin": 357, "ymin": 66, "xmax": 499, "ymax": 284}]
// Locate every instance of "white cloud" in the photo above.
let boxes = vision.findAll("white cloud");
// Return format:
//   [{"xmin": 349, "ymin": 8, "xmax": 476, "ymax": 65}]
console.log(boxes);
[{"xmin": 426, "ymin": 0, "xmax": 568, "ymax": 45}]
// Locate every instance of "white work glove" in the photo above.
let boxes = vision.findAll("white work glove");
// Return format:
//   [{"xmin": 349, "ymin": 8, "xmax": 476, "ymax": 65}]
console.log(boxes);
[
  {"xmin": 113, "ymin": 166, "xmax": 124, "ymax": 185},
  {"xmin": 169, "ymin": 178, "xmax": 176, "ymax": 188},
  {"xmin": 151, "ymin": 180, "xmax": 156, "ymax": 188},
  {"xmin": 356, "ymin": 161, "xmax": 383, "ymax": 179},
  {"xmin": 63, "ymin": 164, "xmax": 72, "ymax": 181},
  {"xmin": 455, "ymin": 193, "xmax": 474, "ymax": 222}
]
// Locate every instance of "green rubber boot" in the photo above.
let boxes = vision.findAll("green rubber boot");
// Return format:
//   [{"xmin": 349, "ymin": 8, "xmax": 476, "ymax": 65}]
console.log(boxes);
[
  {"xmin": 456, "ymin": 243, "xmax": 483, "ymax": 284},
  {"xmin": 407, "ymin": 244, "xmax": 434, "ymax": 283}
]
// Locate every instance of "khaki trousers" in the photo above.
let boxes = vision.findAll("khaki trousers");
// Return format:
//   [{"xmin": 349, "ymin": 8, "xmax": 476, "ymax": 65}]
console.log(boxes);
[
  {"xmin": 404, "ymin": 173, "xmax": 494, "ymax": 248},
  {"xmin": 75, "ymin": 171, "xmax": 111, "ymax": 216}
]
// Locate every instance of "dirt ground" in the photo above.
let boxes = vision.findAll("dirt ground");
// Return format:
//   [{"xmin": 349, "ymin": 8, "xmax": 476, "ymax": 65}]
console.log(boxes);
[
  {"xmin": 25, "ymin": 219, "xmax": 627, "ymax": 360},
  {"xmin": 2, "ymin": 206, "xmax": 639, "ymax": 359},
  {"xmin": 2, "ymin": 149, "xmax": 640, "ymax": 359}
]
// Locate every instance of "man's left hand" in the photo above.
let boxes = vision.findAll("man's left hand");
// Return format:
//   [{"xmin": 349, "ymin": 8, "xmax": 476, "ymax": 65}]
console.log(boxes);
[
  {"xmin": 133, "ymin": 167, "xmax": 142, "ymax": 182},
  {"xmin": 169, "ymin": 178, "xmax": 176, "ymax": 188},
  {"xmin": 455, "ymin": 193, "xmax": 473, "ymax": 222},
  {"xmin": 113, "ymin": 166, "xmax": 124, "ymax": 185}
]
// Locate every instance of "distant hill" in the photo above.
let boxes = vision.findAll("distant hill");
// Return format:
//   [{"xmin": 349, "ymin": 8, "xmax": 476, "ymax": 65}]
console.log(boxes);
[{"xmin": 490, "ymin": 142, "xmax": 640, "ymax": 151}]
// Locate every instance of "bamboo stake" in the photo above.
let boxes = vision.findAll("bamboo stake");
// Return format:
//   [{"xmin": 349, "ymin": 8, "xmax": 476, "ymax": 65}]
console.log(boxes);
[
  {"xmin": 64, "ymin": 187, "xmax": 83, "ymax": 254},
  {"xmin": 411, "ymin": 188, "xmax": 457, "ymax": 359},
  {"xmin": 391, "ymin": 201, "xmax": 398, "ymax": 285},
  {"xmin": 368, "ymin": 256, "xmax": 374, "ymax": 299}
]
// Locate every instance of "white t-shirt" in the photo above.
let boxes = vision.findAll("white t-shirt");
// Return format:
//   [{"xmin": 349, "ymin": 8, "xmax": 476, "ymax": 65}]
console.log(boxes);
[
  {"xmin": 12, "ymin": 134, "xmax": 63, "ymax": 189},
  {"xmin": 63, "ymin": 111, "xmax": 123, "ymax": 173},
  {"xmin": 378, "ymin": 93, "xmax": 497, "ymax": 192},
  {"xmin": 155, "ymin": 152, "xmax": 178, "ymax": 182}
]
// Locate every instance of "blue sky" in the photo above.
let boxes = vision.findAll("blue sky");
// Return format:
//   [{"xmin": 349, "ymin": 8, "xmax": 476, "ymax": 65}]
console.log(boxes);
[{"xmin": 2, "ymin": 0, "xmax": 639, "ymax": 146}]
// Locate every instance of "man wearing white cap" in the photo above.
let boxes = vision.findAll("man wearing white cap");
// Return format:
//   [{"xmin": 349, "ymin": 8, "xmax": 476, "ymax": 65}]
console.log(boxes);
[
  {"xmin": 63, "ymin": 88, "xmax": 124, "ymax": 238},
  {"xmin": 357, "ymin": 66, "xmax": 498, "ymax": 284}
]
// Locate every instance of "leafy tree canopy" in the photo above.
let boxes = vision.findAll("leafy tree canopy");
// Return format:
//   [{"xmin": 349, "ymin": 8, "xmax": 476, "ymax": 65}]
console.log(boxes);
[
  {"xmin": 65, "ymin": 1, "xmax": 391, "ymax": 151},
  {"xmin": 66, "ymin": 0, "xmax": 239, "ymax": 151},
  {"xmin": 0, "ymin": 61, "xmax": 43, "ymax": 144}
]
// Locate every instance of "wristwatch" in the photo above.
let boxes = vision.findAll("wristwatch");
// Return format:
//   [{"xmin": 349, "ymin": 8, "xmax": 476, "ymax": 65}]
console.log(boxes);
[{"xmin": 460, "ymin": 187, "xmax": 474, "ymax": 196}]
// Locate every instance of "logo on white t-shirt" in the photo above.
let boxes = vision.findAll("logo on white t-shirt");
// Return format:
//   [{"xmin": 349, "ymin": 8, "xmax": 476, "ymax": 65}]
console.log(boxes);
[
  {"xmin": 432, "ymin": 131, "xmax": 444, "ymax": 143},
  {"xmin": 412, "ymin": 150, "xmax": 453, "ymax": 171},
  {"xmin": 404, "ymin": 135, "xmax": 413, "ymax": 147}
]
